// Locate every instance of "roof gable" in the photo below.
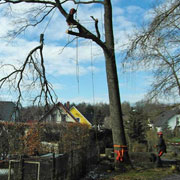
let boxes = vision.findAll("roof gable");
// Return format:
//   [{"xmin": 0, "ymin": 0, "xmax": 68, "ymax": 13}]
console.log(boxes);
[
  {"xmin": 70, "ymin": 106, "xmax": 92, "ymax": 126},
  {"xmin": 154, "ymin": 109, "xmax": 180, "ymax": 127},
  {"xmin": 0, "ymin": 101, "xmax": 16, "ymax": 121},
  {"xmin": 39, "ymin": 102, "xmax": 78, "ymax": 123}
]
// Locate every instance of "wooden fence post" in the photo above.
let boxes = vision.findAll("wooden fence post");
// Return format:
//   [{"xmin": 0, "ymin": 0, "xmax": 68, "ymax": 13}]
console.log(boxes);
[
  {"xmin": 19, "ymin": 156, "xmax": 24, "ymax": 180},
  {"xmin": 51, "ymin": 153, "xmax": 56, "ymax": 180}
]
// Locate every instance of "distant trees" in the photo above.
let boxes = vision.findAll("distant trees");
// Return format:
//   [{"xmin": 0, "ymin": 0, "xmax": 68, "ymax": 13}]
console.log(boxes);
[
  {"xmin": 126, "ymin": 107, "xmax": 148, "ymax": 144},
  {"xmin": 72, "ymin": 102, "xmax": 110, "ymax": 126},
  {"xmin": 93, "ymin": 103, "xmax": 110, "ymax": 126},
  {"xmin": 19, "ymin": 106, "xmax": 45, "ymax": 122},
  {"xmin": 135, "ymin": 100, "xmax": 168, "ymax": 122},
  {"xmin": 19, "ymin": 102, "xmax": 110, "ymax": 124},
  {"xmin": 125, "ymin": 0, "xmax": 180, "ymax": 100},
  {"xmin": 74, "ymin": 103, "xmax": 94, "ymax": 125},
  {"xmin": 19, "ymin": 100, "xmax": 169, "ymax": 130}
]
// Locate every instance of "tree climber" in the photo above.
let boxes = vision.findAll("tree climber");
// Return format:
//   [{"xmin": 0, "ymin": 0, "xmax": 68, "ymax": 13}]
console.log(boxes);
[{"xmin": 66, "ymin": 8, "xmax": 77, "ymax": 27}]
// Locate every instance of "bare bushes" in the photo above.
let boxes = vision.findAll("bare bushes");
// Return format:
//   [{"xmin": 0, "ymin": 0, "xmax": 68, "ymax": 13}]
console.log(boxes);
[{"xmin": 0, "ymin": 122, "xmax": 90, "ymax": 158}]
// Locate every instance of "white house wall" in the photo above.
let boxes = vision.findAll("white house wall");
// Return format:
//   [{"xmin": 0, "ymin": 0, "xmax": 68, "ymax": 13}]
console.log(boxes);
[
  {"xmin": 66, "ymin": 113, "xmax": 76, "ymax": 122},
  {"xmin": 42, "ymin": 107, "xmax": 76, "ymax": 123},
  {"xmin": 156, "ymin": 127, "xmax": 162, "ymax": 132},
  {"xmin": 56, "ymin": 110, "xmax": 62, "ymax": 123},
  {"xmin": 168, "ymin": 115, "xmax": 180, "ymax": 130},
  {"xmin": 56, "ymin": 108, "xmax": 76, "ymax": 123}
]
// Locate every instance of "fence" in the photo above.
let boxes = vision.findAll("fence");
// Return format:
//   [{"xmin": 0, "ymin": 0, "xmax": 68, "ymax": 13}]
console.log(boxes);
[
  {"xmin": 0, "ymin": 122, "xmax": 100, "ymax": 180},
  {"xmin": 6, "ymin": 145, "xmax": 99, "ymax": 180},
  {"xmin": 8, "ymin": 159, "xmax": 40, "ymax": 180},
  {"xmin": 0, "ymin": 159, "xmax": 9, "ymax": 180}
]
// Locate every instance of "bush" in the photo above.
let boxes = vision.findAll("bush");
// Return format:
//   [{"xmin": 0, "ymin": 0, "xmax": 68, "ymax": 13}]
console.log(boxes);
[
  {"xmin": 146, "ymin": 129, "xmax": 158, "ymax": 152},
  {"xmin": 0, "ymin": 122, "xmax": 91, "ymax": 157},
  {"xmin": 131, "ymin": 141, "xmax": 147, "ymax": 152}
]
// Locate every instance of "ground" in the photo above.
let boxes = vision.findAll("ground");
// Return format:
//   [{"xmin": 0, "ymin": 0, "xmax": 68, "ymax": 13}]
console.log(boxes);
[{"xmin": 81, "ymin": 152, "xmax": 180, "ymax": 180}]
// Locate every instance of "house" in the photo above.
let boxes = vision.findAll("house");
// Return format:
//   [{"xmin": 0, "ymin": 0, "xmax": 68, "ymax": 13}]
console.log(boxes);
[
  {"xmin": 153, "ymin": 108, "xmax": 180, "ymax": 131},
  {"xmin": 70, "ymin": 106, "xmax": 92, "ymax": 127},
  {"xmin": 39, "ymin": 102, "xmax": 78, "ymax": 123},
  {"xmin": 0, "ymin": 101, "xmax": 18, "ymax": 122}
]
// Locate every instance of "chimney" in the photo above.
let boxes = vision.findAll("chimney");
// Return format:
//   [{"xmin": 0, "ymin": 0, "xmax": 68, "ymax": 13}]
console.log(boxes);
[{"xmin": 66, "ymin": 101, "xmax": 70, "ymax": 110}]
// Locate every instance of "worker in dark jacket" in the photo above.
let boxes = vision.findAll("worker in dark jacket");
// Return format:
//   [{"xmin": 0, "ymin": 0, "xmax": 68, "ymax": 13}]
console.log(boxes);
[
  {"xmin": 66, "ymin": 8, "xmax": 77, "ymax": 26},
  {"xmin": 156, "ymin": 132, "xmax": 167, "ymax": 167}
]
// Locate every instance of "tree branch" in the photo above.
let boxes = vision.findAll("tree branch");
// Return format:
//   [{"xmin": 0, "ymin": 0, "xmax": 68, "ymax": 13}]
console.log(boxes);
[
  {"xmin": 91, "ymin": 16, "xmax": 101, "ymax": 39},
  {"xmin": 59, "ymin": 36, "xmax": 78, "ymax": 54},
  {"xmin": 3, "ymin": 0, "xmax": 55, "ymax": 5},
  {"xmin": 7, "ymin": 6, "xmax": 56, "ymax": 39},
  {"xmin": 71, "ymin": 0, "xmax": 104, "ymax": 5},
  {"xmin": 0, "ymin": 35, "xmax": 57, "ymax": 107},
  {"xmin": 55, "ymin": 0, "xmax": 107, "ymax": 51}
]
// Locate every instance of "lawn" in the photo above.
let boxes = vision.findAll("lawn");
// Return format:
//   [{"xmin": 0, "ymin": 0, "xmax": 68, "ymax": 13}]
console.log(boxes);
[
  {"xmin": 101, "ymin": 151, "xmax": 180, "ymax": 180},
  {"xmin": 110, "ymin": 167, "xmax": 177, "ymax": 180}
]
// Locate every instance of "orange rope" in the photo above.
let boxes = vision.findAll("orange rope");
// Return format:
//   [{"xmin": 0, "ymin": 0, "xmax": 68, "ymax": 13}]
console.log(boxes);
[
  {"xmin": 113, "ymin": 145, "xmax": 128, "ymax": 162},
  {"xmin": 113, "ymin": 145, "xmax": 127, "ymax": 148}
]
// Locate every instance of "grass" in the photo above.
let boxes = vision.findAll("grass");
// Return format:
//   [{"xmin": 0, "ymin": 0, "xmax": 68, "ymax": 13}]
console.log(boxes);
[
  {"xmin": 99, "ymin": 151, "xmax": 180, "ymax": 180},
  {"xmin": 107, "ymin": 167, "xmax": 177, "ymax": 180},
  {"xmin": 103, "ymin": 151, "xmax": 180, "ymax": 180},
  {"xmin": 167, "ymin": 137, "xmax": 180, "ymax": 143}
]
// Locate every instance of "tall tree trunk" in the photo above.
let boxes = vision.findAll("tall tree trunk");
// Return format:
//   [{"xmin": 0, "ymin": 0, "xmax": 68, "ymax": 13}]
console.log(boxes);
[
  {"xmin": 104, "ymin": 0, "xmax": 130, "ymax": 166},
  {"xmin": 6, "ymin": 0, "xmax": 131, "ymax": 167}
]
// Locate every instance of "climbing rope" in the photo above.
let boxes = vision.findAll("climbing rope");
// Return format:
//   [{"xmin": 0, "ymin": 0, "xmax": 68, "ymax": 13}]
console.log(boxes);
[
  {"xmin": 42, "ymin": 8, "xmax": 56, "ymax": 34},
  {"xmin": 75, "ymin": 3, "xmax": 80, "ymax": 93},
  {"xmin": 90, "ymin": 40, "xmax": 95, "ymax": 104},
  {"xmin": 38, "ymin": 8, "xmax": 56, "ymax": 45},
  {"xmin": 76, "ymin": 37, "xmax": 80, "ymax": 93}
]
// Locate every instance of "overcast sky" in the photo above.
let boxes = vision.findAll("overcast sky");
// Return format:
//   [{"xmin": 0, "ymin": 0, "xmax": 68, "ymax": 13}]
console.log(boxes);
[{"xmin": 0, "ymin": 0, "xmax": 177, "ymax": 106}]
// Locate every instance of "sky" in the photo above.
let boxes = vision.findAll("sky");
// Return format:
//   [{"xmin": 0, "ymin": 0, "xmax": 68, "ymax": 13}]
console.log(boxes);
[{"xmin": 0, "ymin": 0, "xmax": 178, "ymax": 106}]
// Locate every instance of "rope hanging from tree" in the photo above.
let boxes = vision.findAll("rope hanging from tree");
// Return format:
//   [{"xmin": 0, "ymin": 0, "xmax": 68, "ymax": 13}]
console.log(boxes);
[
  {"xmin": 39, "ymin": 8, "xmax": 56, "ymax": 44},
  {"xmin": 76, "ymin": 36, "xmax": 80, "ymax": 93},
  {"xmin": 75, "ymin": 4, "xmax": 80, "ymax": 93},
  {"xmin": 43, "ymin": 8, "xmax": 56, "ymax": 34},
  {"xmin": 90, "ymin": 40, "xmax": 95, "ymax": 104}
]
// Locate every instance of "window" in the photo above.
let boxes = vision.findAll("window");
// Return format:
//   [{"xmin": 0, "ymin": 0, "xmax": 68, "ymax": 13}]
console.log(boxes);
[
  {"xmin": 176, "ymin": 117, "xmax": 179, "ymax": 126},
  {"xmin": 61, "ymin": 114, "xmax": 66, "ymax": 122},
  {"xmin": 51, "ymin": 113, "xmax": 56, "ymax": 122}
]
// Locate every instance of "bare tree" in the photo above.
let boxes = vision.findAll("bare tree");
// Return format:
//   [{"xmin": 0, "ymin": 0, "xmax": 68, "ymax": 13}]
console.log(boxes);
[
  {"xmin": 125, "ymin": 0, "xmax": 180, "ymax": 100},
  {"xmin": 0, "ymin": 33, "xmax": 57, "ymax": 109},
  {"xmin": 0, "ymin": 0, "xmax": 130, "ymax": 166}
]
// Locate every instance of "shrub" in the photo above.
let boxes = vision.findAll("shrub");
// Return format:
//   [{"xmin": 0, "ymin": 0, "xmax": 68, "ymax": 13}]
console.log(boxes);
[
  {"xmin": 146, "ymin": 129, "xmax": 158, "ymax": 152},
  {"xmin": 132, "ymin": 141, "xmax": 147, "ymax": 152},
  {"xmin": 0, "ymin": 121, "xmax": 91, "ymax": 157}
]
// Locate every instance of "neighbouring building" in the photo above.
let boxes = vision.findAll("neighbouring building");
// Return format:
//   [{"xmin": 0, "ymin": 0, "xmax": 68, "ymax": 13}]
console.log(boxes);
[
  {"xmin": 0, "ymin": 101, "xmax": 18, "ymax": 122},
  {"xmin": 153, "ymin": 108, "xmax": 180, "ymax": 131},
  {"xmin": 39, "ymin": 102, "xmax": 78, "ymax": 123},
  {"xmin": 70, "ymin": 106, "xmax": 92, "ymax": 127}
]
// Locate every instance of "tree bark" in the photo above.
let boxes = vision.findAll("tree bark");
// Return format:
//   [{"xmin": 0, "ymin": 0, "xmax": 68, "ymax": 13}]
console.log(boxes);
[
  {"xmin": 1, "ymin": 0, "xmax": 131, "ymax": 167},
  {"xmin": 104, "ymin": 0, "xmax": 130, "ymax": 165}
]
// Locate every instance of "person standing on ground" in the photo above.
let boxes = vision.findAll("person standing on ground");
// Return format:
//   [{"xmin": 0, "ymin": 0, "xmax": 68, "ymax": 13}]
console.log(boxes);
[{"xmin": 156, "ymin": 132, "xmax": 167, "ymax": 167}]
